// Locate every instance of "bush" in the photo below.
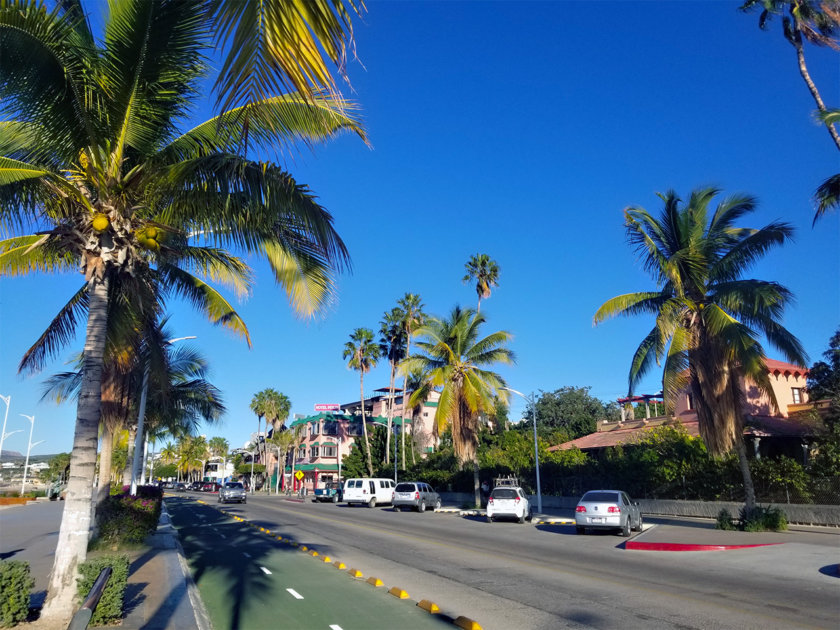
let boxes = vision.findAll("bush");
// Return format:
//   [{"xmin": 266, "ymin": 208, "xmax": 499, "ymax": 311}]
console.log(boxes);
[
  {"xmin": 77, "ymin": 555, "xmax": 129, "ymax": 626},
  {"xmin": 740, "ymin": 505, "xmax": 788, "ymax": 532},
  {"xmin": 95, "ymin": 488, "xmax": 162, "ymax": 545},
  {"xmin": 0, "ymin": 560, "xmax": 34, "ymax": 627},
  {"xmin": 715, "ymin": 509, "xmax": 737, "ymax": 531}
]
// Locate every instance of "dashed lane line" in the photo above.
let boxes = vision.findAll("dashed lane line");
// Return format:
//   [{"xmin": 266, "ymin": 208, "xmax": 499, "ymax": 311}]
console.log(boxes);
[
  {"xmin": 329, "ymin": 625, "xmax": 343, "ymax": 630},
  {"xmin": 286, "ymin": 588, "xmax": 304, "ymax": 600},
  {"xmin": 242, "ymin": 552, "xmax": 251, "ymax": 558},
  {"xmin": 260, "ymin": 566, "xmax": 272, "ymax": 575}
]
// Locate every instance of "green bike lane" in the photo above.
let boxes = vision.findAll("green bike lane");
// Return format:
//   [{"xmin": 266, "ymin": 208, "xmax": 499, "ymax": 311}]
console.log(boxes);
[{"xmin": 166, "ymin": 497, "xmax": 459, "ymax": 630}]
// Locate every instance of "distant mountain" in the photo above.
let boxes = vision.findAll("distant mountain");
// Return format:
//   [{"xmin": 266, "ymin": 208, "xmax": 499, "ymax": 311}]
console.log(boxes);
[{"xmin": 1, "ymin": 450, "xmax": 23, "ymax": 458}]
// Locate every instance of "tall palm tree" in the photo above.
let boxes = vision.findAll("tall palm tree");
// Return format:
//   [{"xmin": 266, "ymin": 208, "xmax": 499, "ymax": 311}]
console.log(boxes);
[
  {"xmin": 462, "ymin": 254, "xmax": 500, "ymax": 313},
  {"xmin": 379, "ymin": 307, "xmax": 407, "ymax": 464},
  {"xmin": 266, "ymin": 429, "xmax": 295, "ymax": 494},
  {"xmin": 262, "ymin": 389, "xmax": 291, "ymax": 491},
  {"xmin": 0, "ymin": 3, "xmax": 365, "ymax": 617},
  {"xmin": 250, "ymin": 390, "xmax": 269, "ymax": 472},
  {"xmin": 814, "ymin": 109, "xmax": 840, "ymax": 223},
  {"xmin": 343, "ymin": 328, "xmax": 380, "ymax": 477},
  {"xmin": 593, "ymin": 187, "xmax": 807, "ymax": 510},
  {"xmin": 397, "ymin": 293, "xmax": 426, "ymax": 469},
  {"xmin": 404, "ymin": 307, "xmax": 514, "ymax": 507},
  {"xmin": 741, "ymin": 0, "xmax": 840, "ymax": 150}
]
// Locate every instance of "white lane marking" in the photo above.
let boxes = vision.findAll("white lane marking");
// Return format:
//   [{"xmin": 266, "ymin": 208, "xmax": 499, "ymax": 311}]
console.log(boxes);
[
  {"xmin": 218, "ymin": 533, "xmax": 227, "ymax": 539},
  {"xmin": 243, "ymin": 552, "xmax": 251, "ymax": 558},
  {"xmin": 260, "ymin": 566, "xmax": 272, "ymax": 575},
  {"xmin": 286, "ymin": 588, "xmax": 304, "ymax": 600},
  {"xmin": 330, "ymin": 625, "xmax": 343, "ymax": 630}
]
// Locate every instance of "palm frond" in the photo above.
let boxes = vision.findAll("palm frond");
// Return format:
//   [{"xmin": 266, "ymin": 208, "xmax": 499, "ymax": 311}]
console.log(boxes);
[
  {"xmin": 0, "ymin": 234, "xmax": 77, "ymax": 276},
  {"xmin": 814, "ymin": 172, "xmax": 840, "ymax": 224},
  {"xmin": 593, "ymin": 292, "xmax": 666, "ymax": 325},
  {"xmin": 19, "ymin": 284, "xmax": 89, "ymax": 374},
  {"xmin": 262, "ymin": 240, "xmax": 336, "ymax": 319},
  {"xmin": 710, "ymin": 220, "xmax": 794, "ymax": 282}
]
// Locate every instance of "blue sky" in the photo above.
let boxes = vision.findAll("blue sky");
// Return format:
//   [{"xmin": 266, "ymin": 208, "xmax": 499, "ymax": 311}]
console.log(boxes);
[{"xmin": 1, "ymin": 1, "xmax": 838, "ymax": 456}]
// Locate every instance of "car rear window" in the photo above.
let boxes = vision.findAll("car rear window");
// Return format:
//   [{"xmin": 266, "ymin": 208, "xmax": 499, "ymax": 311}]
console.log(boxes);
[
  {"xmin": 225, "ymin": 483, "xmax": 243, "ymax": 489},
  {"xmin": 395, "ymin": 483, "xmax": 416, "ymax": 492},
  {"xmin": 581, "ymin": 491, "xmax": 619, "ymax": 503},
  {"xmin": 491, "ymin": 488, "xmax": 517, "ymax": 499}
]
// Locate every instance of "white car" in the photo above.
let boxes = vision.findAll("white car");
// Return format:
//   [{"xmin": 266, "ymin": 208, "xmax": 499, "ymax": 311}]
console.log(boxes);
[
  {"xmin": 486, "ymin": 486, "xmax": 532, "ymax": 523},
  {"xmin": 343, "ymin": 478, "xmax": 395, "ymax": 507}
]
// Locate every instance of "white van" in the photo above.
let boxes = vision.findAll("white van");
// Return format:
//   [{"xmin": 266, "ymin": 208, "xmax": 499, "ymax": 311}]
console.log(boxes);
[{"xmin": 343, "ymin": 478, "xmax": 395, "ymax": 507}]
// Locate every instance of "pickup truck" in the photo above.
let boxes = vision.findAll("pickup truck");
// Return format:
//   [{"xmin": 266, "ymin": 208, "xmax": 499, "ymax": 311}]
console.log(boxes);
[
  {"xmin": 218, "ymin": 482, "xmax": 247, "ymax": 504},
  {"xmin": 313, "ymin": 481, "xmax": 342, "ymax": 503}
]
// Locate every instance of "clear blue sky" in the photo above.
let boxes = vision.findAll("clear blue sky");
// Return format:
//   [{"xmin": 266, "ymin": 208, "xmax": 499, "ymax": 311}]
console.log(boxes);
[{"xmin": 1, "ymin": 1, "xmax": 838, "ymax": 456}]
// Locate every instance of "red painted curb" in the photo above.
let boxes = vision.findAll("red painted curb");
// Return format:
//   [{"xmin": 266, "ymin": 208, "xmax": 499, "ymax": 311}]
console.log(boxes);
[{"xmin": 626, "ymin": 541, "xmax": 784, "ymax": 551}]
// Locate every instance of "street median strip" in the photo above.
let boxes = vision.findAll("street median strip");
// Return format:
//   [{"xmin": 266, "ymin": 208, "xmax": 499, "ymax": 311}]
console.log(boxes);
[{"xmin": 454, "ymin": 616, "xmax": 482, "ymax": 630}]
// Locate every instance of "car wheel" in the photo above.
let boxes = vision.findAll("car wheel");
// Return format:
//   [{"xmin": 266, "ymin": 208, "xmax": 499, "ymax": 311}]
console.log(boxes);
[
  {"xmin": 576, "ymin": 526, "xmax": 586, "ymax": 535},
  {"xmin": 526, "ymin": 510, "xmax": 533, "ymax": 522},
  {"xmin": 434, "ymin": 499, "xmax": 441, "ymax": 512},
  {"xmin": 368, "ymin": 498, "xmax": 376, "ymax": 508},
  {"xmin": 621, "ymin": 518, "xmax": 631, "ymax": 537},
  {"xmin": 242, "ymin": 498, "xmax": 246, "ymax": 504},
  {"xmin": 634, "ymin": 514, "xmax": 643, "ymax": 532},
  {"xmin": 518, "ymin": 512, "xmax": 526, "ymax": 524},
  {"xmin": 418, "ymin": 500, "xmax": 426, "ymax": 513},
  {"xmin": 332, "ymin": 494, "xmax": 339, "ymax": 504},
  {"xmin": 486, "ymin": 515, "xmax": 493, "ymax": 523}
]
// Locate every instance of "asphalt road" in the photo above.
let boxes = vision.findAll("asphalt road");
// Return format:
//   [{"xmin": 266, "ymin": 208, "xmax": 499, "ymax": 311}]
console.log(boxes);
[{"xmin": 206, "ymin": 493, "xmax": 839, "ymax": 630}]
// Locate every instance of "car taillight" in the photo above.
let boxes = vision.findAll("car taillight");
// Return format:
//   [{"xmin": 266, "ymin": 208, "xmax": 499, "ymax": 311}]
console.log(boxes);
[
  {"xmin": 415, "ymin": 491, "xmax": 420, "ymax": 500},
  {"xmin": 608, "ymin": 506, "xmax": 621, "ymax": 513},
  {"xmin": 514, "ymin": 497, "xmax": 520, "ymax": 503},
  {"xmin": 488, "ymin": 497, "xmax": 494, "ymax": 504},
  {"xmin": 576, "ymin": 505, "xmax": 586, "ymax": 513}
]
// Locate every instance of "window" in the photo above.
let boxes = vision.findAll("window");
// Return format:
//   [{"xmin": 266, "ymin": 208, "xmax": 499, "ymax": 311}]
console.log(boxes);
[
  {"xmin": 347, "ymin": 423, "xmax": 363, "ymax": 436},
  {"xmin": 310, "ymin": 446, "xmax": 319, "ymax": 458},
  {"xmin": 310, "ymin": 422, "xmax": 320, "ymax": 436},
  {"xmin": 423, "ymin": 412, "xmax": 429, "ymax": 417},
  {"xmin": 323, "ymin": 422, "xmax": 338, "ymax": 435},
  {"xmin": 791, "ymin": 388, "xmax": 803, "ymax": 404},
  {"xmin": 297, "ymin": 447, "xmax": 306, "ymax": 459}
]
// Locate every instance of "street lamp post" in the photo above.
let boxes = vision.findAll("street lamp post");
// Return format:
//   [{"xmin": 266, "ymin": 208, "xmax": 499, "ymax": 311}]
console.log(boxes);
[
  {"xmin": 502, "ymin": 387, "xmax": 542, "ymax": 514},
  {"xmin": 19, "ymin": 414, "xmax": 45, "ymax": 496},
  {"xmin": 0, "ymin": 394, "xmax": 23, "ymax": 480},
  {"xmin": 130, "ymin": 335, "xmax": 196, "ymax": 495}
]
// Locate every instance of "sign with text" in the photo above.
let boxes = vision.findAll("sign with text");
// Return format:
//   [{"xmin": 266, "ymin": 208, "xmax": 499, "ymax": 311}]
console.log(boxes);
[{"xmin": 314, "ymin": 404, "xmax": 341, "ymax": 412}]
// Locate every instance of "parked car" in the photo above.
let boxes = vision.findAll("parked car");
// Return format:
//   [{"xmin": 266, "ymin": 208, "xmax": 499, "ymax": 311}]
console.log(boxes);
[
  {"xmin": 175, "ymin": 482, "xmax": 187, "ymax": 492},
  {"xmin": 313, "ymin": 481, "xmax": 343, "ymax": 503},
  {"xmin": 201, "ymin": 482, "xmax": 220, "ymax": 493},
  {"xmin": 486, "ymin": 486, "xmax": 532, "ymax": 523},
  {"xmin": 161, "ymin": 481, "xmax": 176, "ymax": 490},
  {"xmin": 575, "ymin": 490, "xmax": 642, "ymax": 537},
  {"xmin": 343, "ymin": 478, "xmax": 395, "ymax": 507},
  {"xmin": 393, "ymin": 482, "xmax": 441, "ymax": 512},
  {"xmin": 218, "ymin": 482, "xmax": 247, "ymax": 504}
]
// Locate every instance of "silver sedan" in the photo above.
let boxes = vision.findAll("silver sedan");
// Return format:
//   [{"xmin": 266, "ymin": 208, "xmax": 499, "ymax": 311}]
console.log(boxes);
[{"xmin": 575, "ymin": 490, "xmax": 642, "ymax": 536}]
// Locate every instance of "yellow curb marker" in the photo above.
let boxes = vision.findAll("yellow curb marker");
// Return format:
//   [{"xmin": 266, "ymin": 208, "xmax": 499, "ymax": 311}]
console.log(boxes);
[
  {"xmin": 333, "ymin": 561, "xmax": 346, "ymax": 570},
  {"xmin": 321, "ymin": 556, "xmax": 332, "ymax": 563},
  {"xmin": 417, "ymin": 600, "xmax": 440, "ymax": 614},
  {"xmin": 300, "ymin": 545, "xmax": 308, "ymax": 551},
  {"xmin": 276, "ymin": 536, "xmax": 283, "ymax": 541},
  {"xmin": 366, "ymin": 577, "xmax": 383, "ymax": 587},
  {"xmin": 454, "ymin": 616, "xmax": 482, "ymax": 630},
  {"xmin": 347, "ymin": 568, "xmax": 363, "ymax": 578},
  {"xmin": 388, "ymin": 587, "xmax": 410, "ymax": 599},
  {"xmin": 310, "ymin": 551, "xmax": 319, "ymax": 557}
]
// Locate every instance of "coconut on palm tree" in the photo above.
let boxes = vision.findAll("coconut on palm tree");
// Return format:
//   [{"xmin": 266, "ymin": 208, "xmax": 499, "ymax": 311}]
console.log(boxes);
[
  {"xmin": 397, "ymin": 293, "xmax": 426, "ymax": 468},
  {"xmin": 403, "ymin": 307, "xmax": 514, "ymax": 508},
  {"xmin": 379, "ymin": 307, "xmax": 407, "ymax": 464},
  {"xmin": 463, "ymin": 254, "xmax": 500, "ymax": 313},
  {"xmin": 343, "ymin": 328, "xmax": 380, "ymax": 477},
  {"xmin": 594, "ymin": 187, "xmax": 807, "ymax": 511},
  {"xmin": 0, "ymin": 1, "xmax": 365, "ymax": 619}
]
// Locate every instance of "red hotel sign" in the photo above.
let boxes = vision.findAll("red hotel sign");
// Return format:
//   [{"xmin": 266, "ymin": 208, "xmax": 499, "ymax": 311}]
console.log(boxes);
[{"xmin": 314, "ymin": 404, "xmax": 341, "ymax": 412}]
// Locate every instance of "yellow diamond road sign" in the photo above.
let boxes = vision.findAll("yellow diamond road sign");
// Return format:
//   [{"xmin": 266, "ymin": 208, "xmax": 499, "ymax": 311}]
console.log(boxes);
[{"xmin": 295, "ymin": 470, "xmax": 304, "ymax": 481}]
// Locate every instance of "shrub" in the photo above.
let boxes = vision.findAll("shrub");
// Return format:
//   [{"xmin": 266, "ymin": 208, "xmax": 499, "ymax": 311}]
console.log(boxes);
[
  {"xmin": 740, "ymin": 505, "xmax": 788, "ymax": 532},
  {"xmin": 0, "ymin": 560, "xmax": 34, "ymax": 627},
  {"xmin": 95, "ymin": 489, "xmax": 162, "ymax": 545},
  {"xmin": 77, "ymin": 555, "xmax": 129, "ymax": 626},
  {"xmin": 715, "ymin": 509, "xmax": 737, "ymax": 531}
]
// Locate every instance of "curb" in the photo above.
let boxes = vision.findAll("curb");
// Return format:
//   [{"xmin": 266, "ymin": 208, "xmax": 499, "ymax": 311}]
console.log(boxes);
[
  {"xmin": 160, "ymin": 502, "xmax": 213, "ymax": 630},
  {"xmin": 206, "ymin": 500, "xmax": 484, "ymax": 629},
  {"xmin": 626, "ymin": 541, "xmax": 784, "ymax": 552}
]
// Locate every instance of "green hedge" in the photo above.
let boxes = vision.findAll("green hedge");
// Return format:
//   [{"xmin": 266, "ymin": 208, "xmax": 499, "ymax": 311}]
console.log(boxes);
[
  {"xmin": 0, "ymin": 560, "xmax": 34, "ymax": 627},
  {"xmin": 76, "ymin": 555, "xmax": 129, "ymax": 626}
]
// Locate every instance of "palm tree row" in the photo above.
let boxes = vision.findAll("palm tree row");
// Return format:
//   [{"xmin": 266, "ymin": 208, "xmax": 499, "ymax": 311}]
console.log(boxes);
[
  {"xmin": 250, "ymin": 388, "xmax": 292, "ymax": 490},
  {"xmin": 0, "ymin": 0, "xmax": 366, "ymax": 620}
]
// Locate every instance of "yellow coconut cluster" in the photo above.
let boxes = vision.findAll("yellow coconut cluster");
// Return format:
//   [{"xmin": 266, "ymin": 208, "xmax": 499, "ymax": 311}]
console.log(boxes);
[
  {"xmin": 92, "ymin": 213, "xmax": 110, "ymax": 232},
  {"xmin": 136, "ymin": 226, "xmax": 162, "ymax": 251}
]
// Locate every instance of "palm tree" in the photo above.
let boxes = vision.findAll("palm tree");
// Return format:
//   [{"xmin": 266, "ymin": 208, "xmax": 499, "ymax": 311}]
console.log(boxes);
[
  {"xmin": 0, "ymin": 1, "xmax": 366, "ymax": 619},
  {"xmin": 379, "ymin": 307, "xmax": 407, "ymax": 464},
  {"xmin": 814, "ymin": 110, "xmax": 840, "ymax": 223},
  {"xmin": 262, "ymin": 390, "xmax": 291, "ymax": 491},
  {"xmin": 266, "ymin": 429, "xmax": 295, "ymax": 494},
  {"xmin": 403, "ymin": 307, "xmax": 514, "ymax": 507},
  {"xmin": 250, "ymin": 391, "xmax": 269, "ymax": 473},
  {"xmin": 462, "ymin": 254, "xmax": 500, "ymax": 313},
  {"xmin": 741, "ymin": 1, "xmax": 840, "ymax": 150},
  {"xmin": 343, "ymin": 328, "xmax": 380, "ymax": 477},
  {"xmin": 593, "ymin": 187, "xmax": 807, "ymax": 511},
  {"xmin": 397, "ymin": 293, "xmax": 426, "ymax": 469}
]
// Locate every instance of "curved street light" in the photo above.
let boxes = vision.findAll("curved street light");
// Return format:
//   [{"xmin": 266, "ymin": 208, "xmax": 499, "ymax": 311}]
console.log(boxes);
[
  {"xmin": 19, "ymin": 414, "xmax": 45, "ymax": 496},
  {"xmin": 501, "ymin": 387, "xmax": 542, "ymax": 514}
]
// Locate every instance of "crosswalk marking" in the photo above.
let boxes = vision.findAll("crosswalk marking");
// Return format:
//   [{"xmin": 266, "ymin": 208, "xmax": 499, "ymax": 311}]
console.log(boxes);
[
  {"xmin": 260, "ymin": 566, "xmax": 272, "ymax": 575},
  {"xmin": 286, "ymin": 588, "xmax": 304, "ymax": 600}
]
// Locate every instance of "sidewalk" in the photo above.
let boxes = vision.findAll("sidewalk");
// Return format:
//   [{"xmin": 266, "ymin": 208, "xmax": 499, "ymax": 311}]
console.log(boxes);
[{"xmin": 116, "ymin": 504, "xmax": 209, "ymax": 630}]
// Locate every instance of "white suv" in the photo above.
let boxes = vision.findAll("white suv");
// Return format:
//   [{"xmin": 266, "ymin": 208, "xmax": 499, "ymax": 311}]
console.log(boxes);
[{"xmin": 486, "ymin": 486, "xmax": 532, "ymax": 523}]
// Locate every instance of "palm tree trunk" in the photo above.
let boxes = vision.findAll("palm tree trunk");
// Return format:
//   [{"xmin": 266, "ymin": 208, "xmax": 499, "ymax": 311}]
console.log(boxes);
[
  {"xmin": 735, "ymin": 438, "xmax": 757, "ymax": 512},
  {"xmin": 473, "ymin": 460, "xmax": 481, "ymax": 509},
  {"xmin": 41, "ymin": 276, "xmax": 109, "ymax": 624},
  {"xmin": 401, "ymin": 334, "xmax": 412, "ymax": 471},
  {"xmin": 361, "ymin": 373, "xmax": 373, "ymax": 477},
  {"xmin": 122, "ymin": 425, "xmax": 136, "ymax": 486},
  {"xmin": 96, "ymin": 425, "xmax": 114, "ymax": 506},
  {"xmin": 792, "ymin": 26, "xmax": 840, "ymax": 150},
  {"xmin": 385, "ymin": 361, "xmax": 395, "ymax": 465}
]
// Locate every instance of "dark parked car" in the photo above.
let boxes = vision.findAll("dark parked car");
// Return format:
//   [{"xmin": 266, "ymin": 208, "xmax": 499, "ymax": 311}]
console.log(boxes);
[
  {"xmin": 313, "ymin": 481, "xmax": 343, "ymax": 503},
  {"xmin": 392, "ymin": 482, "xmax": 441, "ymax": 512},
  {"xmin": 201, "ymin": 482, "xmax": 220, "ymax": 493},
  {"xmin": 175, "ymin": 482, "xmax": 187, "ymax": 492}
]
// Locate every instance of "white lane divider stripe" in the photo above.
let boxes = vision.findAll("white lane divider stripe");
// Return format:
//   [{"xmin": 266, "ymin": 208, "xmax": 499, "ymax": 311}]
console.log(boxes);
[
  {"xmin": 243, "ymin": 552, "xmax": 251, "ymax": 558},
  {"xmin": 329, "ymin": 625, "xmax": 343, "ymax": 630},
  {"xmin": 219, "ymin": 534, "xmax": 226, "ymax": 539},
  {"xmin": 260, "ymin": 566, "xmax": 272, "ymax": 575},
  {"xmin": 286, "ymin": 588, "xmax": 304, "ymax": 600}
]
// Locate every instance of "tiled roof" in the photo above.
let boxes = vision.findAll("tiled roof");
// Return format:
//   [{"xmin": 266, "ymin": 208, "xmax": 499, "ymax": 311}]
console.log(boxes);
[{"xmin": 764, "ymin": 358, "xmax": 808, "ymax": 377}]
